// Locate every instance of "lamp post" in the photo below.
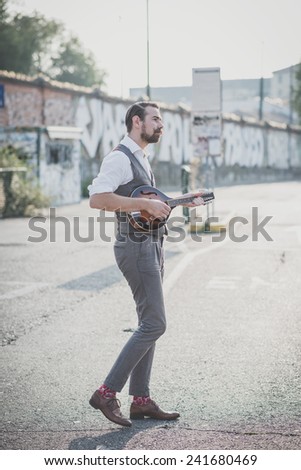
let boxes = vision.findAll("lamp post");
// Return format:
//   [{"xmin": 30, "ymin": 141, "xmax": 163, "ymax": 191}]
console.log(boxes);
[
  {"xmin": 258, "ymin": 76, "xmax": 264, "ymax": 121},
  {"xmin": 258, "ymin": 41, "xmax": 264, "ymax": 121},
  {"xmin": 146, "ymin": 0, "xmax": 151, "ymax": 99}
]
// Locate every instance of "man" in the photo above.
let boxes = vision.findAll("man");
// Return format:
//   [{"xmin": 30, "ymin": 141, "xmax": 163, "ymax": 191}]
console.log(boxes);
[{"xmin": 88, "ymin": 102, "xmax": 204, "ymax": 427}]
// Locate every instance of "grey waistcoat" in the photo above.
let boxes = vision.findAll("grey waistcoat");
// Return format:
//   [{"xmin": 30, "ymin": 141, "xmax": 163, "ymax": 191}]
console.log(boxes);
[{"xmin": 114, "ymin": 144, "xmax": 165, "ymax": 238}]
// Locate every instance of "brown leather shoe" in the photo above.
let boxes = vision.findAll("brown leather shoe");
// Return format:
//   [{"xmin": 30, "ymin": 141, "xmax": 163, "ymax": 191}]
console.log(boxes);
[
  {"xmin": 130, "ymin": 399, "xmax": 180, "ymax": 420},
  {"xmin": 89, "ymin": 390, "xmax": 132, "ymax": 427}
]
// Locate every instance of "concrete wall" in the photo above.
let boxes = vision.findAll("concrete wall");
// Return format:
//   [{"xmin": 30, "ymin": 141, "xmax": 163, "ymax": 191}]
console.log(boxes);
[
  {"xmin": 75, "ymin": 96, "xmax": 191, "ymax": 188},
  {"xmin": 222, "ymin": 118, "xmax": 301, "ymax": 168},
  {"xmin": 0, "ymin": 72, "xmax": 300, "ymax": 201}
]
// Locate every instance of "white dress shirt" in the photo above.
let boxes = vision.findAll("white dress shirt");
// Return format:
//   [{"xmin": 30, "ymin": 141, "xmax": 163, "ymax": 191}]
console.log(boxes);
[{"xmin": 88, "ymin": 135, "xmax": 153, "ymax": 196}]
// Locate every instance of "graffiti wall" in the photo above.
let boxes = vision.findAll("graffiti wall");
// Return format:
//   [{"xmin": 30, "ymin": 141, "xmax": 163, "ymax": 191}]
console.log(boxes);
[
  {"xmin": 75, "ymin": 96, "xmax": 191, "ymax": 164},
  {"xmin": 222, "ymin": 121, "xmax": 301, "ymax": 169},
  {"xmin": 75, "ymin": 95, "xmax": 301, "ymax": 188},
  {"xmin": 0, "ymin": 72, "xmax": 300, "ymax": 201},
  {"xmin": 74, "ymin": 96, "xmax": 301, "ymax": 171},
  {"xmin": 74, "ymin": 96, "xmax": 192, "ymax": 187}
]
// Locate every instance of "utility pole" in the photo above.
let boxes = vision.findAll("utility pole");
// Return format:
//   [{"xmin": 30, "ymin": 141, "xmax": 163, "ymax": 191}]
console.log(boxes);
[
  {"xmin": 259, "ymin": 76, "xmax": 264, "ymax": 121},
  {"xmin": 146, "ymin": 0, "xmax": 151, "ymax": 99},
  {"xmin": 258, "ymin": 41, "xmax": 264, "ymax": 121},
  {"xmin": 288, "ymin": 66, "xmax": 293, "ymax": 167}
]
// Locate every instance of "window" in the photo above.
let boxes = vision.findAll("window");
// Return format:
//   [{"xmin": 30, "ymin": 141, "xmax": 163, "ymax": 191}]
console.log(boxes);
[{"xmin": 46, "ymin": 142, "xmax": 73, "ymax": 168}]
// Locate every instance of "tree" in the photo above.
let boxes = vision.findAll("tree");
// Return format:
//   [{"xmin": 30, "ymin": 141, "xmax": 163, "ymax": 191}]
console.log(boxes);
[
  {"xmin": 0, "ymin": 0, "xmax": 106, "ymax": 87},
  {"xmin": 50, "ymin": 36, "xmax": 106, "ymax": 87},
  {"xmin": 292, "ymin": 63, "xmax": 301, "ymax": 124},
  {"xmin": 0, "ymin": 0, "xmax": 62, "ymax": 75}
]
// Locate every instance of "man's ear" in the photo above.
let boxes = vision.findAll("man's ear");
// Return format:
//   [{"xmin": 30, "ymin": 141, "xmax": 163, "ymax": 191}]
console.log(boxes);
[{"xmin": 132, "ymin": 115, "xmax": 141, "ymax": 129}]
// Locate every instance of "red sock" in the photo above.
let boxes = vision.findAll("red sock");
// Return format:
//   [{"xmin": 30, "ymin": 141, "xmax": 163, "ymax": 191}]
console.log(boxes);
[
  {"xmin": 98, "ymin": 384, "xmax": 116, "ymax": 399},
  {"xmin": 133, "ymin": 396, "xmax": 151, "ymax": 405}
]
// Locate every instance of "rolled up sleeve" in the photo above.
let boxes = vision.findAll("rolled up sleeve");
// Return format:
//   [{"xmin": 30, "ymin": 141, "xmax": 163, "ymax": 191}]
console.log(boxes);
[{"xmin": 87, "ymin": 153, "xmax": 132, "ymax": 196}]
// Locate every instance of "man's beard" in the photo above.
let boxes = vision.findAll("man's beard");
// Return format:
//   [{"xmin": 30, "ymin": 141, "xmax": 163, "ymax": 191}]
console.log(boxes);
[{"xmin": 141, "ymin": 125, "xmax": 162, "ymax": 143}]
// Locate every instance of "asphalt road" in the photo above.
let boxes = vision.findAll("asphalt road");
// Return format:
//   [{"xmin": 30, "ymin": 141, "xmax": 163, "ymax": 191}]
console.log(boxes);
[{"xmin": 1, "ymin": 181, "xmax": 301, "ymax": 451}]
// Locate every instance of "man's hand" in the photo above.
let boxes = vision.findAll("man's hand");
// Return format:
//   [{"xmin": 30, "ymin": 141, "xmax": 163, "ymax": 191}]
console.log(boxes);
[
  {"xmin": 181, "ymin": 190, "xmax": 208, "ymax": 207},
  {"xmin": 143, "ymin": 198, "xmax": 171, "ymax": 219},
  {"xmin": 90, "ymin": 192, "xmax": 170, "ymax": 217}
]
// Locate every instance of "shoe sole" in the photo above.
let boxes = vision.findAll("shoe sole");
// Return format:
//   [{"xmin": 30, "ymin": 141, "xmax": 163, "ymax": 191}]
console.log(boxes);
[
  {"xmin": 130, "ymin": 413, "xmax": 145, "ymax": 420},
  {"xmin": 130, "ymin": 413, "xmax": 179, "ymax": 420}
]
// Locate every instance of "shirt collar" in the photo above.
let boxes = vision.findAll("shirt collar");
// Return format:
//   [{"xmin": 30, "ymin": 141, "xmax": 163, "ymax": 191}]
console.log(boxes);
[{"xmin": 120, "ymin": 135, "xmax": 149, "ymax": 158}]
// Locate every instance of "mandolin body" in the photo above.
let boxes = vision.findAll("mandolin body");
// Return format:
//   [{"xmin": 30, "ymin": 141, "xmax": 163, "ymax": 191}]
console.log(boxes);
[
  {"xmin": 127, "ymin": 185, "xmax": 214, "ymax": 233},
  {"xmin": 128, "ymin": 186, "xmax": 171, "ymax": 232}
]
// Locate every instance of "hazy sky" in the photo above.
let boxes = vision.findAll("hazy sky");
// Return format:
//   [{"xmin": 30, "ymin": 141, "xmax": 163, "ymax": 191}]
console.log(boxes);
[{"xmin": 11, "ymin": 0, "xmax": 301, "ymax": 97}]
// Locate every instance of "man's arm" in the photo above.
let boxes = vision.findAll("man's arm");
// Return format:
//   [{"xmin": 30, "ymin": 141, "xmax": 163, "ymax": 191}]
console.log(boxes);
[{"xmin": 90, "ymin": 192, "xmax": 171, "ymax": 219}]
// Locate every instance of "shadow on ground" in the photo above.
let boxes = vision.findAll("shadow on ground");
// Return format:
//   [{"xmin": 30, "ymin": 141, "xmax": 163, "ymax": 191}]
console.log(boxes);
[{"xmin": 68, "ymin": 420, "xmax": 162, "ymax": 450}]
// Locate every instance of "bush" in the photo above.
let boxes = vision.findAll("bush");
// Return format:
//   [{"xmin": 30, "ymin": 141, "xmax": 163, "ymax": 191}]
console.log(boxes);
[
  {"xmin": 0, "ymin": 145, "xmax": 25, "ymax": 168},
  {"xmin": 81, "ymin": 176, "xmax": 92, "ymax": 198},
  {"xmin": 0, "ymin": 146, "xmax": 50, "ymax": 217}
]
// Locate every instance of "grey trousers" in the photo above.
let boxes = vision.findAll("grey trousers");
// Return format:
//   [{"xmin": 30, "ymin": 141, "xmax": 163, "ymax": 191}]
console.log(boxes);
[{"xmin": 104, "ymin": 233, "xmax": 166, "ymax": 396}]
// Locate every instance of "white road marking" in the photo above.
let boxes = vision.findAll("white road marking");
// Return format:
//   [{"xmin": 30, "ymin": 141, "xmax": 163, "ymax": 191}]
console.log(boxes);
[
  {"xmin": 206, "ymin": 276, "xmax": 241, "ymax": 290},
  {"xmin": 164, "ymin": 237, "xmax": 230, "ymax": 295},
  {"xmin": 164, "ymin": 235, "xmax": 280, "ymax": 294},
  {"xmin": 0, "ymin": 282, "xmax": 49, "ymax": 300}
]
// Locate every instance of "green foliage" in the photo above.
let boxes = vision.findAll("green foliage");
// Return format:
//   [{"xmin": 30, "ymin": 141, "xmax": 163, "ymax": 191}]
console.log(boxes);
[
  {"xmin": 0, "ymin": 0, "xmax": 106, "ymax": 87},
  {"xmin": 0, "ymin": 145, "xmax": 27, "ymax": 167},
  {"xmin": 81, "ymin": 176, "xmax": 92, "ymax": 198},
  {"xmin": 3, "ymin": 175, "xmax": 50, "ymax": 217},
  {"xmin": 0, "ymin": 146, "xmax": 50, "ymax": 217},
  {"xmin": 50, "ymin": 36, "xmax": 106, "ymax": 87},
  {"xmin": 293, "ymin": 63, "xmax": 301, "ymax": 124},
  {"xmin": 0, "ymin": 0, "xmax": 62, "ymax": 75}
]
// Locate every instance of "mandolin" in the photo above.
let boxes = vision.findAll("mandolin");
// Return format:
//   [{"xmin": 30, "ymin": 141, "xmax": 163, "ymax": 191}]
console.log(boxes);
[{"xmin": 127, "ymin": 185, "xmax": 214, "ymax": 232}]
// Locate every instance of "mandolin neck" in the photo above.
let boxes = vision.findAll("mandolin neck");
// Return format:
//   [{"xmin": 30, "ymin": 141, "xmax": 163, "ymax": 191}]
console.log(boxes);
[{"xmin": 166, "ymin": 196, "xmax": 195, "ymax": 208}]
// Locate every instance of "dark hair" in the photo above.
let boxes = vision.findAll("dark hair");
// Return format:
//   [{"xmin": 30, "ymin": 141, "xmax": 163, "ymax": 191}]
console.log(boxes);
[{"xmin": 125, "ymin": 101, "xmax": 159, "ymax": 132}]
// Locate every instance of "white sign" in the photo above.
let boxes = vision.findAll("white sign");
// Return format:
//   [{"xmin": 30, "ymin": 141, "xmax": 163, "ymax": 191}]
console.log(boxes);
[
  {"xmin": 192, "ymin": 67, "xmax": 221, "ymax": 113},
  {"xmin": 192, "ymin": 67, "xmax": 222, "ymax": 157}
]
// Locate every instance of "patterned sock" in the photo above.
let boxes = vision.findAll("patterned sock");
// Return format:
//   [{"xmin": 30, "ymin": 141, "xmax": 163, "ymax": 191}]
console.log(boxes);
[
  {"xmin": 98, "ymin": 384, "xmax": 116, "ymax": 399},
  {"xmin": 133, "ymin": 396, "xmax": 151, "ymax": 406}
]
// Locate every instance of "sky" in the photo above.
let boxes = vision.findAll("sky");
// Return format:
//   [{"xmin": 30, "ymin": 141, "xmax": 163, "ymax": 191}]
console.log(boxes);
[{"xmin": 9, "ymin": 0, "xmax": 301, "ymax": 98}]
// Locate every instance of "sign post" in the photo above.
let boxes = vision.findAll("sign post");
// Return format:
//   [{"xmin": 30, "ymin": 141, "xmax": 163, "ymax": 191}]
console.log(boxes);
[
  {"xmin": 191, "ymin": 67, "xmax": 222, "ymax": 224},
  {"xmin": 0, "ymin": 84, "xmax": 5, "ymax": 108}
]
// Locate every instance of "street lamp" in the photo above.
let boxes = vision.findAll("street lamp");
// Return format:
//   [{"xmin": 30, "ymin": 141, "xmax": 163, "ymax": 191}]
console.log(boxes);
[
  {"xmin": 146, "ymin": 0, "xmax": 151, "ymax": 99},
  {"xmin": 258, "ymin": 41, "xmax": 264, "ymax": 121}
]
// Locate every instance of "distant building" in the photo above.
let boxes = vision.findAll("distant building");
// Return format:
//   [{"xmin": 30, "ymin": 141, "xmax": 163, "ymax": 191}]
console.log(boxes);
[
  {"xmin": 130, "ymin": 78, "xmax": 270, "ymax": 110},
  {"xmin": 271, "ymin": 64, "xmax": 299, "ymax": 101},
  {"xmin": 130, "ymin": 64, "xmax": 300, "ymax": 124}
]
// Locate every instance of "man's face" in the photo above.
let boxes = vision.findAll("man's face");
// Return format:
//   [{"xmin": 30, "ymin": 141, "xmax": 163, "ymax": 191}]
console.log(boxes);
[{"xmin": 140, "ymin": 106, "xmax": 164, "ymax": 144}]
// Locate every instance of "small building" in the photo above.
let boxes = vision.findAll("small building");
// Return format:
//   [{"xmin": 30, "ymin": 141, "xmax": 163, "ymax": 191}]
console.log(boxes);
[{"xmin": 0, "ymin": 125, "xmax": 82, "ymax": 206}]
